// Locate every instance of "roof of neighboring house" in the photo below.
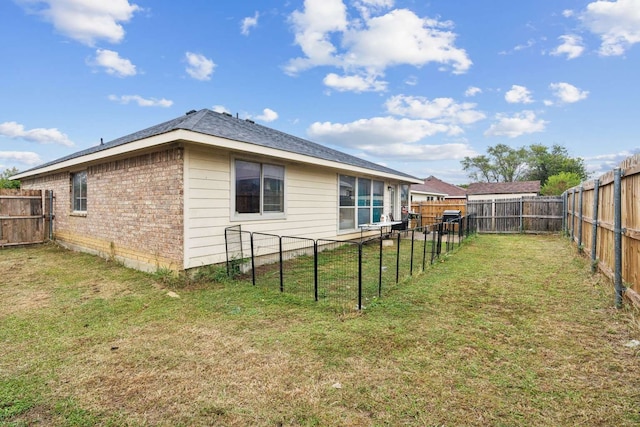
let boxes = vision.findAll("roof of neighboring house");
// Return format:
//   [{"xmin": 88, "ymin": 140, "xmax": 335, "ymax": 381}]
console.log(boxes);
[
  {"xmin": 410, "ymin": 176, "xmax": 467, "ymax": 198},
  {"xmin": 467, "ymin": 180, "xmax": 541, "ymax": 195},
  {"xmin": 14, "ymin": 109, "xmax": 420, "ymax": 182}
]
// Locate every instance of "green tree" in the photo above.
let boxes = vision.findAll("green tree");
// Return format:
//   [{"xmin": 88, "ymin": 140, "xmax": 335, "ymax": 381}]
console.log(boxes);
[
  {"xmin": 0, "ymin": 167, "xmax": 20, "ymax": 189},
  {"xmin": 524, "ymin": 144, "xmax": 588, "ymax": 186},
  {"xmin": 461, "ymin": 144, "xmax": 528, "ymax": 182},
  {"xmin": 540, "ymin": 171, "xmax": 582, "ymax": 196}
]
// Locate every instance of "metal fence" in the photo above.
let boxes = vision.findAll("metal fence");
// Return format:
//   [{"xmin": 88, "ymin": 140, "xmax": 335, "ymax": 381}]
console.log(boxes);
[{"xmin": 224, "ymin": 215, "xmax": 476, "ymax": 310}]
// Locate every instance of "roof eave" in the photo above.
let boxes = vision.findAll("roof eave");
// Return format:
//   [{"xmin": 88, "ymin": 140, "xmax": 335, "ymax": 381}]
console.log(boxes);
[{"xmin": 13, "ymin": 129, "xmax": 422, "ymax": 184}]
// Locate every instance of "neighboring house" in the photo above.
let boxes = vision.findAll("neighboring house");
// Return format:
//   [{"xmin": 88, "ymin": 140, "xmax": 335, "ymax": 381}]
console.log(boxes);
[
  {"xmin": 466, "ymin": 181, "xmax": 541, "ymax": 201},
  {"xmin": 13, "ymin": 109, "xmax": 421, "ymax": 272},
  {"xmin": 410, "ymin": 176, "xmax": 467, "ymax": 202}
]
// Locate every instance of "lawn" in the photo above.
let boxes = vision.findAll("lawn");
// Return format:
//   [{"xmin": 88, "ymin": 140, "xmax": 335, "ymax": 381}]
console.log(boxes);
[{"xmin": 1, "ymin": 235, "xmax": 639, "ymax": 426}]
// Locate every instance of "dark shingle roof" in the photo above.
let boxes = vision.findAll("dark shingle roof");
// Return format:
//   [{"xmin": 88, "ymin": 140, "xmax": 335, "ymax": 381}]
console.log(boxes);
[
  {"xmin": 411, "ymin": 176, "xmax": 467, "ymax": 198},
  {"xmin": 18, "ymin": 109, "xmax": 419, "ymax": 181},
  {"xmin": 467, "ymin": 180, "xmax": 540, "ymax": 195}
]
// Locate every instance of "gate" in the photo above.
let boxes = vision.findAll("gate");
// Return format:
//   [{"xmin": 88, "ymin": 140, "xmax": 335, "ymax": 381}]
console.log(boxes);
[{"xmin": 0, "ymin": 189, "xmax": 53, "ymax": 247}]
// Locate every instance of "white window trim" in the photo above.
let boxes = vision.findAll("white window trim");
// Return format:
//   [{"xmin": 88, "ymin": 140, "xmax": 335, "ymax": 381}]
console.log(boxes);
[
  {"xmin": 230, "ymin": 156, "xmax": 286, "ymax": 221},
  {"xmin": 71, "ymin": 170, "xmax": 87, "ymax": 214},
  {"xmin": 338, "ymin": 174, "xmax": 385, "ymax": 233}
]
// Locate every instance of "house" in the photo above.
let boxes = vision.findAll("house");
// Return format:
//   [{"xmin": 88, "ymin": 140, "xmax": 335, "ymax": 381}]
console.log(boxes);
[
  {"xmin": 466, "ymin": 180, "xmax": 540, "ymax": 201},
  {"xmin": 13, "ymin": 109, "xmax": 422, "ymax": 272},
  {"xmin": 410, "ymin": 176, "xmax": 467, "ymax": 202}
]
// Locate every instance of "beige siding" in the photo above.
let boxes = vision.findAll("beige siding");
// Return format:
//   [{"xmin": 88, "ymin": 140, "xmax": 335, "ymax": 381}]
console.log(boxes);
[{"xmin": 184, "ymin": 145, "xmax": 361, "ymax": 269}]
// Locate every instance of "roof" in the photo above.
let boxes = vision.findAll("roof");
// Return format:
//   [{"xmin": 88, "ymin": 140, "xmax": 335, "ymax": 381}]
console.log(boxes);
[
  {"xmin": 14, "ymin": 109, "xmax": 420, "ymax": 182},
  {"xmin": 410, "ymin": 176, "xmax": 467, "ymax": 198},
  {"xmin": 467, "ymin": 180, "xmax": 541, "ymax": 195}
]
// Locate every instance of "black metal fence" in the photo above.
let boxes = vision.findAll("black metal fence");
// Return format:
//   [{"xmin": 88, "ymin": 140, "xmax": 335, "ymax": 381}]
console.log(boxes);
[{"xmin": 224, "ymin": 215, "xmax": 476, "ymax": 310}]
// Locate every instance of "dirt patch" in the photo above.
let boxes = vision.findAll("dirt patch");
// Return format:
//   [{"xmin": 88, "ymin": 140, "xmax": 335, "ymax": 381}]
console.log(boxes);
[{"xmin": 0, "ymin": 286, "xmax": 51, "ymax": 316}]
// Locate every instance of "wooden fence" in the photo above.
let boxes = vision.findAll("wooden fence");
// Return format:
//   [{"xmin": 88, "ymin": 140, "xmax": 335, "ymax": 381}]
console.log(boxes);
[
  {"xmin": 565, "ymin": 154, "xmax": 640, "ymax": 297},
  {"xmin": 0, "ymin": 189, "xmax": 53, "ymax": 247},
  {"xmin": 410, "ymin": 199, "xmax": 466, "ymax": 227},
  {"xmin": 466, "ymin": 196, "xmax": 564, "ymax": 234}
]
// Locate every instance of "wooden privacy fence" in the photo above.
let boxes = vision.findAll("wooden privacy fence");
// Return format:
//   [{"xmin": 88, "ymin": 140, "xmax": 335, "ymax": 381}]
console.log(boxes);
[
  {"xmin": 410, "ymin": 199, "xmax": 466, "ymax": 227},
  {"xmin": 466, "ymin": 196, "xmax": 564, "ymax": 234},
  {"xmin": 0, "ymin": 189, "xmax": 53, "ymax": 247},
  {"xmin": 565, "ymin": 153, "xmax": 640, "ymax": 301}
]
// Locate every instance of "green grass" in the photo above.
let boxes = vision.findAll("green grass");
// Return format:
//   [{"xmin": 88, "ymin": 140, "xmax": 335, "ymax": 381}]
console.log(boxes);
[{"xmin": 1, "ymin": 236, "xmax": 639, "ymax": 426}]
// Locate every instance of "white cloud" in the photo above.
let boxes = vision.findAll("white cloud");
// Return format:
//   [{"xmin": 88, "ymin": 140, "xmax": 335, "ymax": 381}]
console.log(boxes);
[
  {"xmin": 185, "ymin": 52, "xmax": 216, "ymax": 81},
  {"xmin": 108, "ymin": 94, "xmax": 173, "ymax": 107},
  {"xmin": 0, "ymin": 121, "xmax": 74, "ymax": 146},
  {"xmin": 0, "ymin": 151, "xmax": 42, "ymax": 166},
  {"xmin": 212, "ymin": 105, "xmax": 230, "ymax": 114},
  {"xmin": 255, "ymin": 108, "xmax": 279, "ymax": 122},
  {"xmin": 404, "ymin": 75, "xmax": 418, "ymax": 86},
  {"xmin": 356, "ymin": 142, "xmax": 477, "ymax": 161},
  {"xmin": 551, "ymin": 34, "xmax": 585, "ymax": 59},
  {"xmin": 286, "ymin": 0, "xmax": 348, "ymax": 73},
  {"xmin": 308, "ymin": 116, "xmax": 476, "ymax": 161},
  {"xmin": 549, "ymin": 82, "xmax": 589, "ymax": 104},
  {"xmin": 580, "ymin": 0, "xmax": 640, "ymax": 56},
  {"xmin": 241, "ymin": 11, "xmax": 259, "ymax": 36},
  {"xmin": 308, "ymin": 116, "xmax": 451, "ymax": 148},
  {"xmin": 22, "ymin": 0, "xmax": 140, "ymax": 46},
  {"xmin": 354, "ymin": 0, "xmax": 394, "ymax": 19},
  {"xmin": 584, "ymin": 149, "xmax": 640, "ymax": 176},
  {"xmin": 342, "ymin": 9, "xmax": 471, "ymax": 74},
  {"xmin": 505, "ymin": 85, "xmax": 534, "ymax": 104},
  {"xmin": 465, "ymin": 86, "xmax": 482, "ymax": 97},
  {"xmin": 92, "ymin": 49, "xmax": 136, "ymax": 77},
  {"xmin": 484, "ymin": 111, "xmax": 547, "ymax": 138},
  {"xmin": 285, "ymin": 1, "xmax": 471, "ymax": 91},
  {"xmin": 562, "ymin": 9, "xmax": 575, "ymax": 18},
  {"xmin": 323, "ymin": 73, "xmax": 387, "ymax": 92},
  {"xmin": 385, "ymin": 95, "xmax": 486, "ymax": 126}
]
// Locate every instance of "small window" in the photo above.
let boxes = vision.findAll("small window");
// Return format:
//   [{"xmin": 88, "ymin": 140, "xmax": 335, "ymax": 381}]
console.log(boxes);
[
  {"xmin": 71, "ymin": 171, "xmax": 87, "ymax": 212},
  {"xmin": 235, "ymin": 159, "xmax": 284, "ymax": 215}
]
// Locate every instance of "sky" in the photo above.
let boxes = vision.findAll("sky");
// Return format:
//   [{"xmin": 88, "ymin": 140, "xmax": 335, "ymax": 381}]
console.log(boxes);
[{"xmin": 2, "ymin": 0, "xmax": 640, "ymax": 185}]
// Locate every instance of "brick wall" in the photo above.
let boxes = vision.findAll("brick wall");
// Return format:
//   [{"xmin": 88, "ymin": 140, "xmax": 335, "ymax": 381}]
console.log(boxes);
[{"xmin": 21, "ymin": 147, "xmax": 184, "ymax": 271}]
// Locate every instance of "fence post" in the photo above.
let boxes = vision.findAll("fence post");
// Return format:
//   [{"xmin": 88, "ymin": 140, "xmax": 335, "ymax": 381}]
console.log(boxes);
[
  {"xmin": 279, "ymin": 237, "xmax": 284, "ymax": 292},
  {"xmin": 422, "ymin": 227, "xmax": 428, "ymax": 271},
  {"xmin": 250, "ymin": 232, "xmax": 256, "ymax": 286},
  {"xmin": 571, "ymin": 189, "xmax": 576, "ymax": 242},
  {"xmin": 562, "ymin": 191, "xmax": 569, "ymax": 237},
  {"xmin": 314, "ymin": 242, "xmax": 318, "ymax": 302},
  {"xmin": 396, "ymin": 232, "xmax": 401, "ymax": 284},
  {"xmin": 378, "ymin": 230, "xmax": 383, "ymax": 298},
  {"xmin": 519, "ymin": 198, "xmax": 524, "ymax": 233},
  {"xmin": 358, "ymin": 243, "xmax": 363, "ymax": 310},
  {"xmin": 578, "ymin": 186, "xmax": 584, "ymax": 251},
  {"xmin": 409, "ymin": 229, "xmax": 415, "ymax": 276},
  {"xmin": 591, "ymin": 179, "xmax": 600, "ymax": 273},
  {"xmin": 614, "ymin": 168, "xmax": 624, "ymax": 308}
]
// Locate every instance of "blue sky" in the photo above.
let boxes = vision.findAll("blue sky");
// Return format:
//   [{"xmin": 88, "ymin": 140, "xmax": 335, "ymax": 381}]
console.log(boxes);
[{"xmin": 2, "ymin": 0, "xmax": 639, "ymax": 184}]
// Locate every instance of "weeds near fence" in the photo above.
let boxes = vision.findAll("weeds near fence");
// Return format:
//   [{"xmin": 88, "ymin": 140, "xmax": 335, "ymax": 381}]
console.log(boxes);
[{"xmin": 225, "ymin": 215, "xmax": 476, "ymax": 310}]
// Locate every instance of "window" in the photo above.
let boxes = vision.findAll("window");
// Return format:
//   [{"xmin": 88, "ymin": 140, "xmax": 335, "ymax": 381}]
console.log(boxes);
[
  {"xmin": 339, "ymin": 174, "xmax": 384, "ymax": 231},
  {"xmin": 71, "ymin": 171, "xmax": 87, "ymax": 212},
  {"xmin": 235, "ymin": 159, "xmax": 284, "ymax": 215}
]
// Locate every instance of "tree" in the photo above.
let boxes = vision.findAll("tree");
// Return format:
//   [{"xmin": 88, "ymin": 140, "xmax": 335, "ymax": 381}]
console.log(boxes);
[
  {"xmin": 461, "ymin": 144, "xmax": 528, "ymax": 182},
  {"xmin": 524, "ymin": 144, "xmax": 588, "ymax": 186},
  {"xmin": 0, "ymin": 167, "xmax": 20, "ymax": 189},
  {"xmin": 462, "ymin": 143, "xmax": 588, "ymax": 184},
  {"xmin": 540, "ymin": 172, "xmax": 582, "ymax": 196}
]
